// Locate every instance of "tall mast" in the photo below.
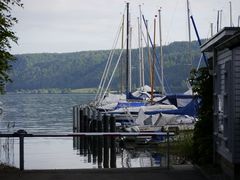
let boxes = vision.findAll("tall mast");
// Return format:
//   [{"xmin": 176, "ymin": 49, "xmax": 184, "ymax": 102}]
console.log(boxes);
[
  {"xmin": 187, "ymin": 0, "xmax": 192, "ymax": 66},
  {"xmin": 238, "ymin": 15, "xmax": 240, "ymax": 27},
  {"xmin": 219, "ymin": 10, "xmax": 222, "ymax": 30},
  {"xmin": 137, "ymin": 17, "xmax": 142, "ymax": 88},
  {"xmin": 210, "ymin": 23, "xmax": 213, "ymax": 37},
  {"xmin": 129, "ymin": 25, "xmax": 132, "ymax": 92},
  {"xmin": 151, "ymin": 15, "xmax": 157, "ymax": 104},
  {"xmin": 217, "ymin": 10, "xmax": 220, "ymax": 32},
  {"xmin": 139, "ymin": 5, "xmax": 145, "ymax": 89},
  {"xmin": 158, "ymin": 8, "xmax": 165, "ymax": 95},
  {"xmin": 229, "ymin": 1, "xmax": 233, "ymax": 27},
  {"xmin": 146, "ymin": 20, "xmax": 152, "ymax": 90},
  {"xmin": 126, "ymin": 2, "xmax": 129, "ymax": 98},
  {"xmin": 120, "ymin": 14, "xmax": 124, "ymax": 94}
]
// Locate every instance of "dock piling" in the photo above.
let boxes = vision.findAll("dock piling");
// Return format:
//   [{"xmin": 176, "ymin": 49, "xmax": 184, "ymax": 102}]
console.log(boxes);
[
  {"xmin": 103, "ymin": 114, "xmax": 109, "ymax": 168},
  {"xmin": 110, "ymin": 115, "xmax": 116, "ymax": 168},
  {"xmin": 97, "ymin": 111, "xmax": 103, "ymax": 167}
]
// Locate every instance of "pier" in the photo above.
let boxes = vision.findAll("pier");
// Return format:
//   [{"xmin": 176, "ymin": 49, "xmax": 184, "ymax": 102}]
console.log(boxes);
[{"xmin": 0, "ymin": 165, "xmax": 207, "ymax": 180}]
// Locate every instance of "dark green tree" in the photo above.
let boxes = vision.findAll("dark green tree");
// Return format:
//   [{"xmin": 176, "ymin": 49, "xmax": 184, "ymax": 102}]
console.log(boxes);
[
  {"xmin": 0, "ymin": 0, "xmax": 22, "ymax": 94},
  {"xmin": 189, "ymin": 67, "xmax": 213, "ymax": 165}
]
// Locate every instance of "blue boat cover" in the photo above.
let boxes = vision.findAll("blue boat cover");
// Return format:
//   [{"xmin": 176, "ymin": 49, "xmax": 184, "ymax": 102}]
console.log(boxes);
[
  {"xmin": 114, "ymin": 101, "xmax": 146, "ymax": 110},
  {"xmin": 146, "ymin": 97, "xmax": 200, "ymax": 117}
]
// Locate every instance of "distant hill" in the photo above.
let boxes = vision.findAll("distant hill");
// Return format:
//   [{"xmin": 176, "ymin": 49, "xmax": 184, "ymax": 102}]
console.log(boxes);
[{"xmin": 7, "ymin": 40, "xmax": 204, "ymax": 93}]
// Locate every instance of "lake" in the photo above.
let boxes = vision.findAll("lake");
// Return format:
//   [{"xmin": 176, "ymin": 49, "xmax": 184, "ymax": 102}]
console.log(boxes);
[{"xmin": 0, "ymin": 94, "xmax": 167, "ymax": 169}]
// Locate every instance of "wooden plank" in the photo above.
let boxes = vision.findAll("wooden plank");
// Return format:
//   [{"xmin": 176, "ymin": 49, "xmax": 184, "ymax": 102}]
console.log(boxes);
[{"xmin": 218, "ymin": 49, "xmax": 232, "ymax": 60}]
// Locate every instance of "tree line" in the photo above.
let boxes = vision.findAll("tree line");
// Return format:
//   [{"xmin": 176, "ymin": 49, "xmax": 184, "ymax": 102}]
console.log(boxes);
[{"xmin": 7, "ymin": 41, "xmax": 203, "ymax": 93}]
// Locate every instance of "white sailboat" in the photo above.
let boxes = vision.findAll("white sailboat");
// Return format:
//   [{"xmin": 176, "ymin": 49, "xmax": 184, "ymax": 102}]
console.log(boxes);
[{"xmin": 92, "ymin": 2, "xmax": 199, "ymax": 135}]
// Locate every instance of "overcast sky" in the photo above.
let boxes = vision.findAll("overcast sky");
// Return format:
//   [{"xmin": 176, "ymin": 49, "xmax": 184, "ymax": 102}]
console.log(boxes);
[{"xmin": 11, "ymin": 0, "xmax": 240, "ymax": 54}]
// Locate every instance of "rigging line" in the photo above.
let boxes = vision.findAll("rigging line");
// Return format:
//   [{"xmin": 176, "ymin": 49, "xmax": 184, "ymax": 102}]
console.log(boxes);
[
  {"xmin": 140, "ymin": 26, "xmax": 161, "ymax": 85},
  {"xmin": 95, "ymin": 45, "xmax": 114, "ymax": 101},
  {"xmin": 97, "ymin": 48, "xmax": 116, "ymax": 105},
  {"xmin": 196, "ymin": 54, "xmax": 203, "ymax": 71},
  {"xmin": 164, "ymin": 0, "xmax": 180, "ymax": 44},
  {"xmin": 98, "ymin": 26, "xmax": 122, "ymax": 101},
  {"xmin": 95, "ymin": 15, "xmax": 125, "ymax": 103},
  {"xmin": 142, "ymin": 14, "xmax": 172, "ymax": 93},
  {"xmin": 95, "ymin": 7, "xmax": 126, "ymax": 102},
  {"xmin": 99, "ymin": 41, "xmax": 126, "ymax": 105},
  {"xmin": 141, "ymin": 24, "xmax": 170, "ymax": 93},
  {"xmin": 96, "ymin": 20, "xmax": 123, "ymax": 101}
]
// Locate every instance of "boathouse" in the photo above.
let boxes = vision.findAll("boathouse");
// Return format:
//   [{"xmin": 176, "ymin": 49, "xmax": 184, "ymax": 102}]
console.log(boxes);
[{"xmin": 201, "ymin": 27, "xmax": 240, "ymax": 179}]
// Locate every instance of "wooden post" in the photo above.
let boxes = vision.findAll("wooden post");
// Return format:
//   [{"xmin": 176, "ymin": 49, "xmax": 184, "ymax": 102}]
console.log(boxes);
[
  {"xmin": 83, "ymin": 112, "xmax": 88, "ymax": 156},
  {"xmin": 80, "ymin": 108, "xmax": 84, "ymax": 133},
  {"xmin": 19, "ymin": 135, "xmax": 24, "ymax": 171},
  {"xmin": 110, "ymin": 115, "xmax": 116, "ymax": 168},
  {"xmin": 103, "ymin": 114, "xmax": 109, "ymax": 168},
  {"xmin": 79, "ymin": 108, "xmax": 84, "ymax": 155},
  {"xmin": 73, "ymin": 106, "xmax": 77, "ymax": 149},
  {"xmin": 97, "ymin": 112, "xmax": 103, "ymax": 167},
  {"xmin": 167, "ymin": 131, "xmax": 170, "ymax": 169},
  {"xmin": 92, "ymin": 110, "xmax": 97, "ymax": 164},
  {"xmin": 73, "ymin": 106, "xmax": 76, "ymax": 132}
]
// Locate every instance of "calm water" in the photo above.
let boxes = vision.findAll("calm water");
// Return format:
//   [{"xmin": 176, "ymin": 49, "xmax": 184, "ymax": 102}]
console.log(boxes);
[
  {"xmin": 0, "ymin": 93, "xmax": 94, "ymax": 133},
  {"xmin": 0, "ymin": 94, "xmax": 166, "ymax": 169}
]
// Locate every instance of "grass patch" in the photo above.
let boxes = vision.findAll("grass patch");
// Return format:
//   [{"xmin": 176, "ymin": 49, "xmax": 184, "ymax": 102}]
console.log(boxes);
[{"xmin": 0, "ymin": 163, "xmax": 18, "ymax": 172}]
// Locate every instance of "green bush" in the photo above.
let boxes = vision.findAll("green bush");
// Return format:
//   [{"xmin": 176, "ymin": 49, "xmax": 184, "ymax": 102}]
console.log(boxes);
[{"xmin": 189, "ymin": 67, "xmax": 213, "ymax": 165}]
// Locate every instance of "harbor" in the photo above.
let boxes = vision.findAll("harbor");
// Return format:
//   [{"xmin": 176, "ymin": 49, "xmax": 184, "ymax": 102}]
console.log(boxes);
[{"xmin": 1, "ymin": 0, "xmax": 240, "ymax": 179}]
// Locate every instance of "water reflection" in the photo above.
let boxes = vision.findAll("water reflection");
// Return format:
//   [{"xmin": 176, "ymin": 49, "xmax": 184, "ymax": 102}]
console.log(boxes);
[{"xmin": 73, "ymin": 136, "xmax": 167, "ymax": 169}]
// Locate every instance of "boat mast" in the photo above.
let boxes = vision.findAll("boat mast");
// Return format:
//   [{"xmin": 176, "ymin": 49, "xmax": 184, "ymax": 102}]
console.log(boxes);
[
  {"xmin": 151, "ymin": 15, "xmax": 157, "ymax": 103},
  {"xmin": 210, "ymin": 23, "xmax": 213, "ymax": 37},
  {"xmin": 187, "ymin": 0, "xmax": 192, "ymax": 67},
  {"xmin": 138, "ymin": 17, "xmax": 142, "ymax": 89},
  {"xmin": 158, "ymin": 8, "xmax": 165, "ymax": 95},
  {"xmin": 146, "ymin": 20, "xmax": 152, "ymax": 91},
  {"xmin": 120, "ymin": 14, "xmax": 124, "ymax": 94},
  {"xmin": 139, "ymin": 5, "xmax": 145, "ymax": 89},
  {"xmin": 229, "ymin": 1, "xmax": 233, "ymax": 27},
  {"xmin": 126, "ymin": 2, "xmax": 129, "ymax": 98},
  {"xmin": 238, "ymin": 16, "xmax": 240, "ymax": 27},
  {"xmin": 219, "ymin": 10, "xmax": 222, "ymax": 30},
  {"xmin": 217, "ymin": 10, "xmax": 220, "ymax": 32},
  {"xmin": 129, "ymin": 24, "xmax": 132, "ymax": 92}
]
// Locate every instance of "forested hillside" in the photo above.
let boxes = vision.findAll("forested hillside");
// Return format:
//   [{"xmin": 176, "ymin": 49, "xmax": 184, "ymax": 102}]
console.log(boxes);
[{"xmin": 7, "ymin": 40, "xmax": 205, "ymax": 93}]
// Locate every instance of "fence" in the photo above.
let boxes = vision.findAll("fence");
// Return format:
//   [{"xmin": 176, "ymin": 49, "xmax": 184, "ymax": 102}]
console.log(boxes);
[{"xmin": 0, "ymin": 131, "xmax": 174, "ymax": 171}]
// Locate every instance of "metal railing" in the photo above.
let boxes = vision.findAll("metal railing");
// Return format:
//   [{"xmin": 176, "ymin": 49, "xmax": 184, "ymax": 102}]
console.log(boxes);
[{"xmin": 0, "ymin": 130, "xmax": 174, "ymax": 171}]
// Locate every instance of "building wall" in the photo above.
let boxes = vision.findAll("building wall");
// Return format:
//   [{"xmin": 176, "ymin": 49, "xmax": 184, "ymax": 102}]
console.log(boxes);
[
  {"xmin": 233, "ymin": 47, "xmax": 240, "ymax": 163},
  {"xmin": 214, "ymin": 48, "xmax": 233, "ymax": 162}
]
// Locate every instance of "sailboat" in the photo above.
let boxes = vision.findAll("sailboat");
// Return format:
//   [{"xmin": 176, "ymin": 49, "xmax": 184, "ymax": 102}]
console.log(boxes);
[
  {"xmin": 92, "ymin": 2, "xmax": 199, "ymax": 134},
  {"xmin": 134, "ymin": 0, "xmax": 200, "ymax": 133}
]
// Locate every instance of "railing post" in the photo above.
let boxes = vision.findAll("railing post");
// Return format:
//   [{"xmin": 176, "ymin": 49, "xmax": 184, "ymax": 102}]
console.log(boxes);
[
  {"xmin": 16, "ymin": 129, "xmax": 27, "ymax": 171},
  {"xmin": 19, "ymin": 135, "xmax": 24, "ymax": 171},
  {"xmin": 97, "ymin": 111, "xmax": 103, "ymax": 168},
  {"xmin": 103, "ymin": 114, "xmax": 109, "ymax": 168},
  {"xmin": 110, "ymin": 115, "xmax": 116, "ymax": 168},
  {"xmin": 167, "ymin": 131, "xmax": 170, "ymax": 170}
]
